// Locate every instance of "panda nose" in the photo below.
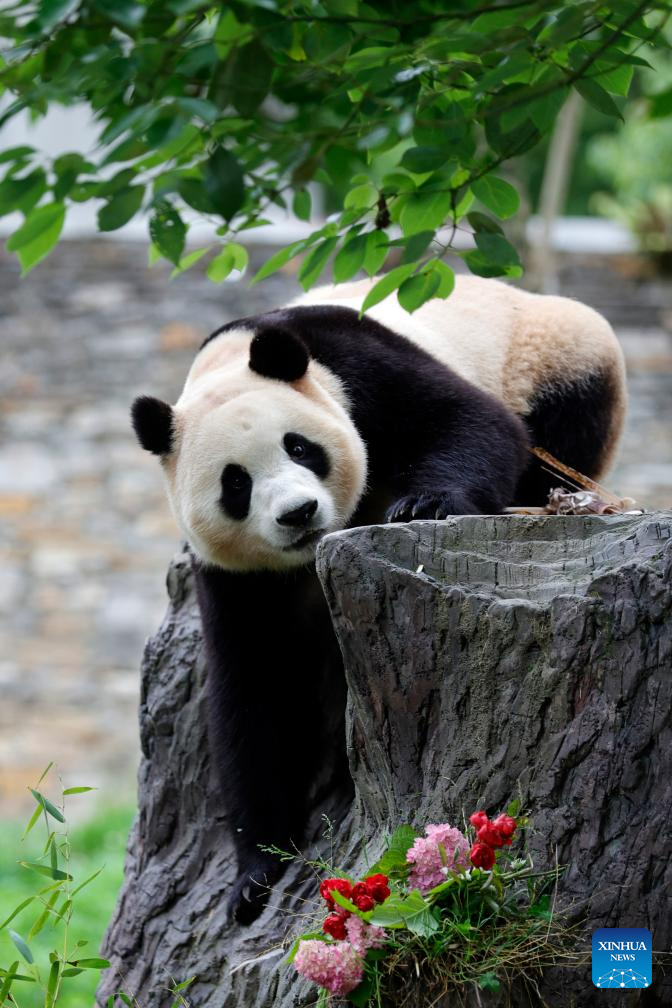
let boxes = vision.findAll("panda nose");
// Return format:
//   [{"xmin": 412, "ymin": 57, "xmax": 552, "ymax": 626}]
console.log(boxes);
[{"xmin": 276, "ymin": 499, "xmax": 318, "ymax": 528}]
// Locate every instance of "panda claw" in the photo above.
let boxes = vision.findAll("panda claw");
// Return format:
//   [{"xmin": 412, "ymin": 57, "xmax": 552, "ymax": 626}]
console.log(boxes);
[{"xmin": 387, "ymin": 491, "xmax": 479, "ymax": 523}]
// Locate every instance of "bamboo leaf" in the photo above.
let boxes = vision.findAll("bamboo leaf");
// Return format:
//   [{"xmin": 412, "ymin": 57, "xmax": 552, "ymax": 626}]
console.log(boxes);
[{"xmin": 8, "ymin": 930, "xmax": 33, "ymax": 964}]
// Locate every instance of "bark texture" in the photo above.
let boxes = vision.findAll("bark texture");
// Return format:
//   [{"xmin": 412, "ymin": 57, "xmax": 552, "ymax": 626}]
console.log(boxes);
[{"xmin": 98, "ymin": 515, "xmax": 672, "ymax": 1008}]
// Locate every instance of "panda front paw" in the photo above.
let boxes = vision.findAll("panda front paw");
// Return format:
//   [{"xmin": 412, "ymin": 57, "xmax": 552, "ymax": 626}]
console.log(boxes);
[
  {"xmin": 226, "ymin": 857, "xmax": 283, "ymax": 927},
  {"xmin": 386, "ymin": 490, "xmax": 477, "ymax": 523}
]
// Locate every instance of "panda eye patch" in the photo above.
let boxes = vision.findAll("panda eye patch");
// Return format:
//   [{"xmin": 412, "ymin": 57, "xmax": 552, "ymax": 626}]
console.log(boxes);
[
  {"xmin": 221, "ymin": 463, "xmax": 252, "ymax": 520},
  {"xmin": 283, "ymin": 433, "xmax": 330, "ymax": 479}
]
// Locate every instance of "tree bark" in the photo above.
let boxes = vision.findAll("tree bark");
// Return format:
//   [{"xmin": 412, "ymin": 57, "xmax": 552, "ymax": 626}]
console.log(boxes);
[{"xmin": 98, "ymin": 515, "xmax": 672, "ymax": 1008}]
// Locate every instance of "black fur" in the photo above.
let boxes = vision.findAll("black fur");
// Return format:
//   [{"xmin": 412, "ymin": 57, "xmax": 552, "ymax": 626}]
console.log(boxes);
[
  {"xmin": 131, "ymin": 395, "xmax": 174, "ymax": 455},
  {"xmin": 194, "ymin": 561, "xmax": 351, "ymax": 924},
  {"xmin": 249, "ymin": 325, "xmax": 309, "ymax": 382},
  {"xmin": 220, "ymin": 464, "xmax": 252, "ymax": 521},
  {"xmin": 284, "ymin": 432, "xmax": 331, "ymax": 479},
  {"xmin": 516, "ymin": 370, "xmax": 619, "ymax": 503},
  {"xmin": 196, "ymin": 306, "xmax": 533, "ymax": 924},
  {"xmin": 213, "ymin": 305, "xmax": 531, "ymax": 517}
]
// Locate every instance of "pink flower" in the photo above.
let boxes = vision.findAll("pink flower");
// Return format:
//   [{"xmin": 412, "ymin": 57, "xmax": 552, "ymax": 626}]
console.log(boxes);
[
  {"xmin": 344, "ymin": 915, "xmax": 388, "ymax": 956},
  {"xmin": 294, "ymin": 940, "xmax": 364, "ymax": 996},
  {"xmin": 406, "ymin": 823, "xmax": 470, "ymax": 893}
]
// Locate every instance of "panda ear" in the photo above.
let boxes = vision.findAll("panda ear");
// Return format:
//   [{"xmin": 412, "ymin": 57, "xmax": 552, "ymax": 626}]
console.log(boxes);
[
  {"xmin": 249, "ymin": 326, "xmax": 309, "ymax": 382},
  {"xmin": 131, "ymin": 395, "xmax": 175, "ymax": 455}
]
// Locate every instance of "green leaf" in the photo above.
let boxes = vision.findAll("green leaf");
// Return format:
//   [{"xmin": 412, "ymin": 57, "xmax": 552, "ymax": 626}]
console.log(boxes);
[
  {"xmin": 62, "ymin": 786, "xmax": 96, "ymax": 795},
  {"xmin": 292, "ymin": 188, "xmax": 311, "ymax": 222},
  {"xmin": 29, "ymin": 789, "xmax": 65, "ymax": 823},
  {"xmin": 149, "ymin": 203, "xmax": 186, "ymax": 265},
  {"xmin": 298, "ymin": 237, "xmax": 338, "ymax": 290},
  {"xmin": 28, "ymin": 890, "xmax": 59, "ymax": 938},
  {"xmin": 171, "ymin": 246, "xmax": 210, "ymax": 278},
  {"xmin": 362, "ymin": 231, "xmax": 389, "ymax": 276},
  {"xmin": 98, "ymin": 187, "xmax": 144, "ymax": 232},
  {"xmin": 507, "ymin": 798, "xmax": 521, "ymax": 817},
  {"xmin": 46, "ymin": 960, "xmax": 60, "ymax": 1007},
  {"xmin": 400, "ymin": 229, "xmax": 434, "ymax": 264},
  {"xmin": 0, "ymin": 897, "xmax": 36, "ymax": 930},
  {"xmin": 67, "ymin": 957, "xmax": 110, "ymax": 969},
  {"xmin": 92, "ymin": 0, "xmax": 144, "ymax": 30},
  {"xmin": 360, "ymin": 264, "xmax": 416, "ymax": 314},
  {"xmin": 368, "ymin": 889, "xmax": 428, "ymax": 928},
  {"xmin": 17, "ymin": 861, "xmax": 72, "ymax": 882},
  {"xmin": 23, "ymin": 803, "xmax": 43, "ymax": 838},
  {"xmin": 427, "ymin": 259, "xmax": 455, "ymax": 298},
  {"xmin": 331, "ymin": 890, "xmax": 361, "ymax": 916},
  {"xmin": 177, "ymin": 177, "xmax": 215, "ymax": 214},
  {"xmin": 224, "ymin": 41, "xmax": 274, "ymax": 117},
  {"xmin": 397, "ymin": 270, "xmax": 440, "ymax": 313},
  {"xmin": 406, "ymin": 906, "xmax": 440, "ymax": 937},
  {"xmin": 650, "ymin": 86, "xmax": 672, "ymax": 118},
  {"xmin": 0, "ymin": 961, "xmax": 18, "ymax": 1001},
  {"xmin": 203, "ymin": 147, "xmax": 245, "ymax": 222},
  {"xmin": 250, "ymin": 240, "xmax": 309, "ymax": 285},
  {"xmin": 344, "ymin": 183, "xmax": 377, "ymax": 210},
  {"xmin": 595, "ymin": 61, "xmax": 633, "ymax": 97},
  {"xmin": 303, "ymin": 23, "xmax": 352, "ymax": 62},
  {"xmin": 347, "ymin": 975, "xmax": 375, "ymax": 1007},
  {"xmin": 8, "ymin": 203, "xmax": 65, "ymax": 273},
  {"xmin": 206, "ymin": 243, "xmax": 248, "ymax": 282},
  {"xmin": 70, "ymin": 866, "xmax": 103, "ymax": 899},
  {"xmin": 0, "ymin": 145, "xmax": 34, "ymax": 164},
  {"xmin": 478, "ymin": 971, "xmax": 501, "ymax": 992},
  {"xmin": 471, "ymin": 175, "xmax": 519, "ymax": 219},
  {"xmin": 0, "ymin": 169, "xmax": 47, "ymax": 217},
  {"xmin": 9, "ymin": 930, "xmax": 33, "ymax": 964},
  {"xmin": 467, "ymin": 212, "xmax": 503, "ymax": 235},
  {"xmin": 333, "ymin": 232, "xmax": 367, "ymax": 282},
  {"xmin": 399, "ymin": 186, "xmax": 453, "ymax": 236},
  {"xmin": 474, "ymin": 232, "xmax": 521, "ymax": 268},
  {"xmin": 388, "ymin": 824, "xmax": 419, "ymax": 855},
  {"xmin": 6, "ymin": 202, "xmax": 63, "ymax": 251},
  {"xmin": 573, "ymin": 79, "xmax": 622, "ymax": 118},
  {"xmin": 401, "ymin": 146, "xmax": 452, "ymax": 174}
]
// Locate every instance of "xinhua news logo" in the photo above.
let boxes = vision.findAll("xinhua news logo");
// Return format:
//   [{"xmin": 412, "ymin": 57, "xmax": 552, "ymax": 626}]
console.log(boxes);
[{"xmin": 592, "ymin": 928, "xmax": 652, "ymax": 989}]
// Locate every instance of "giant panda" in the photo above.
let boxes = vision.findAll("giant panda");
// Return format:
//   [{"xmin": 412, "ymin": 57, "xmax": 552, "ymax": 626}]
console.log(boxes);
[{"xmin": 131, "ymin": 274, "xmax": 626, "ymax": 924}]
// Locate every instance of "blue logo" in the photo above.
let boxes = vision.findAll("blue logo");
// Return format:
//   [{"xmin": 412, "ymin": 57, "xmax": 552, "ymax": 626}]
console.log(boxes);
[{"xmin": 592, "ymin": 928, "xmax": 652, "ymax": 988}]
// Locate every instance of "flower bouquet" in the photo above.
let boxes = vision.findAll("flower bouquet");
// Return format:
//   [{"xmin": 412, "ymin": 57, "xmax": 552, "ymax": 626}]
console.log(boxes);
[{"xmin": 288, "ymin": 805, "xmax": 567, "ymax": 1006}]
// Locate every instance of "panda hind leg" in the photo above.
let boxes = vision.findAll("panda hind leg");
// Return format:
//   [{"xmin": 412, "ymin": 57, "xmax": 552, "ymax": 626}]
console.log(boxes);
[{"xmin": 515, "ymin": 368, "xmax": 626, "ymax": 506}]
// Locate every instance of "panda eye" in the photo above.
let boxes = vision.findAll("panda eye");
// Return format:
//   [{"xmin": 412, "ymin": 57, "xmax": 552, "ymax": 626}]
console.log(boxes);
[{"xmin": 283, "ymin": 432, "xmax": 331, "ymax": 479}]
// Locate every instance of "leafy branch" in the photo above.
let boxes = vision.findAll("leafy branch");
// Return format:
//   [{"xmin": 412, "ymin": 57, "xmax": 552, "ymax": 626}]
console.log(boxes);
[{"xmin": 0, "ymin": 0, "xmax": 669, "ymax": 310}]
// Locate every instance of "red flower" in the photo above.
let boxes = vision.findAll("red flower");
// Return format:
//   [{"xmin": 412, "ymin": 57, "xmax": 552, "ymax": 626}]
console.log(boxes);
[
  {"xmin": 469, "ymin": 810, "xmax": 489, "ymax": 829},
  {"xmin": 351, "ymin": 882, "xmax": 375, "ymax": 912},
  {"xmin": 364, "ymin": 873, "xmax": 391, "ymax": 904},
  {"xmin": 492, "ymin": 814, "xmax": 517, "ymax": 839},
  {"xmin": 323, "ymin": 913, "xmax": 348, "ymax": 940},
  {"xmin": 319, "ymin": 878, "xmax": 352, "ymax": 909},
  {"xmin": 476, "ymin": 822, "xmax": 505, "ymax": 848},
  {"xmin": 470, "ymin": 842, "xmax": 496, "ymax": 870}
]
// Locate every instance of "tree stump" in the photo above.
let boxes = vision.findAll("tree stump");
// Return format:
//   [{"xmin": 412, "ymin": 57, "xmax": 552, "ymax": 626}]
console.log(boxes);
[{"xmin": 98, "ymin": 514, "xmax": 672, "ymax": 1008}]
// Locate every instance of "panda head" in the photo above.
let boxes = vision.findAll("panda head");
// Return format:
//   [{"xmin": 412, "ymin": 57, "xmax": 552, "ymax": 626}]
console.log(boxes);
[{"xmin": 131, "ymin": 323, "xmax": 367, "ymax": 572}]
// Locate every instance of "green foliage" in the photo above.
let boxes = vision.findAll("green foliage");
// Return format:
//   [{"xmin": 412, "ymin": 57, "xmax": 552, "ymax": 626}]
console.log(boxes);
[
  {"xmin": 0, "ymin": 771, "xmax": 134, "ymax": 1008},
  {"xmin": 0, "ymin": 0, "xmax": 666, "ymax": 307}
]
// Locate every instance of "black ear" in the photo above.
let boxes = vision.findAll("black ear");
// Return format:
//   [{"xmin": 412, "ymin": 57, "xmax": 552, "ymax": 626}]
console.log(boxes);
[
  {"xmin": 131, "ymin": 395, "xmax": 175, "ymax": 455},
  {"xmin": 249, "ymin": 326, "xmax": 309, "ymax": 382}
]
